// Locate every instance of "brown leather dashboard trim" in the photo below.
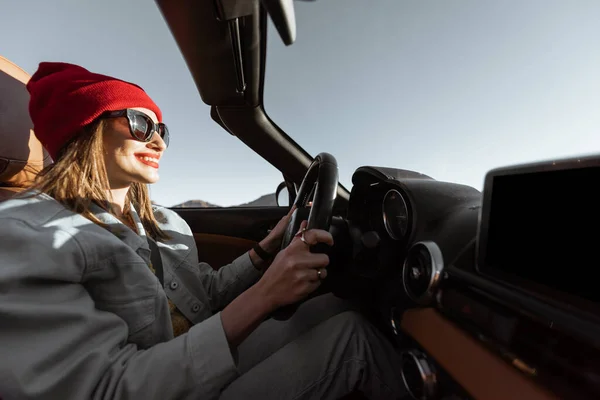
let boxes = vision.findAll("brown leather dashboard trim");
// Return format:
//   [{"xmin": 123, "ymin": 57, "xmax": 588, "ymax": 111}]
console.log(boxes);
[
  {"xmin": 193, "ymin": 232, "xmax": 257, "ymax": 247},
  {"xmin": 401, "ymin": 308, "xmax": 557, "ymax": 400},
  {"xmin": 193, "ymin": 233, "xmax": 256, "ymax": 269}
]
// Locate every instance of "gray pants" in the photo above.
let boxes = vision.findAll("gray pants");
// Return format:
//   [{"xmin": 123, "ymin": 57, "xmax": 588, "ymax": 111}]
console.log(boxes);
[{"xmin": 219, "ymin": 294, "xmax": 407, "ymax": 399}]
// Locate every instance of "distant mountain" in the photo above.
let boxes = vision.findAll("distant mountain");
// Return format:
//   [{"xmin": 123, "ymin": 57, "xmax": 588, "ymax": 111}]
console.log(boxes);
[
  {"xmin": 171, "ymin": 193, "xmax": 277, "ymax": 208},
  {"xmin": 236, "ymin": 193, "xmax": 277, "ymax": 207},
  {"xmin": 171, "ymin": 199, "xmax": 220, "ymax": 208}
]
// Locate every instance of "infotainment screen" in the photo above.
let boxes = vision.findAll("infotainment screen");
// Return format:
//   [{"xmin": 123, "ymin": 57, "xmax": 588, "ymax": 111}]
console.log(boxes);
[{"xmin": 477, "ymin": 158, "xmax": 600, "ymax": 310}]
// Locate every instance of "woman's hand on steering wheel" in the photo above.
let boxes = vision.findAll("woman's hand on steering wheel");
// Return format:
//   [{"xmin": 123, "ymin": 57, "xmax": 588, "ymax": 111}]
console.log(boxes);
[
  {"xmin": 256, "ymin": 220, "xmax": 334, "ymax": 309},
  {"xmin": 261, "ymin": 205, "xmax": 297, "ymax": 253}
]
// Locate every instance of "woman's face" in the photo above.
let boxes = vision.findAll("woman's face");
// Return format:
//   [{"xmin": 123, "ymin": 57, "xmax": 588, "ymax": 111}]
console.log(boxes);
[{"xmin": 102, "ymin": 107, "xmax": 167, "ymax": 188}]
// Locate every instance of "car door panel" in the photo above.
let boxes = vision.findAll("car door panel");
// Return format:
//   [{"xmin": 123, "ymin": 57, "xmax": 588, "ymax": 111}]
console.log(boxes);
[
  {"xmin": 192, "ymin": 233, "xmax": 257, "ymax": 270},
  {"xmin": 173, "ymin": 207, "xmax": 288, "ymax": 268}
]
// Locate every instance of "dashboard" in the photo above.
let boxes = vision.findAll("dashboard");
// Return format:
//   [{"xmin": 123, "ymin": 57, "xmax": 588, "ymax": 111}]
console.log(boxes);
[
  {"xmin": 340, "ymin": 162, "xmax": 600, "ymax": 400},
  {"xmin": 343, "ymin": 166, "xmax": 480, "ymax": 288}
]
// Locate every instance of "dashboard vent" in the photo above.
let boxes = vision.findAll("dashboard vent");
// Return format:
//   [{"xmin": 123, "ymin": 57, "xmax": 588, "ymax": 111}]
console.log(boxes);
[
  {"xmin": 402, "ymin": 241, "xmax": 444, "ymax": 304},
  {"xmin": 400, "ymin": 349, "xmax": 438, "ymax": 400}
]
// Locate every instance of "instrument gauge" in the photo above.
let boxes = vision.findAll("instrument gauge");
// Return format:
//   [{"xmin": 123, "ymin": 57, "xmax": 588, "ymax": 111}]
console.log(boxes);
[{"xmin": 382, "ymin": 189, "xmax": 410, "ymax": 240}]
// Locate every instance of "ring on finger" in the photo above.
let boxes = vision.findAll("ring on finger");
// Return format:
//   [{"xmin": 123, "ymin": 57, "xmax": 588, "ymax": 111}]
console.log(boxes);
[
  {"xmin": 317, "ymin": 268, "xmax": 324, "ymax": 280},
  {"xmin": 294, "ymin": 227, "xmax": 306, "ymax": 238},
  {"xmin": 300, "ymin": 228, "xmax": 310, "ymax": 246}
]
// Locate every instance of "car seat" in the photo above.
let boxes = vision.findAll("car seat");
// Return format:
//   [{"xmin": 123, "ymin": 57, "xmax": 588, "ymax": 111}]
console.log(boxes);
[{"xmin": 0, "ymin": 55, "xmax": 51, "ymax": 200}]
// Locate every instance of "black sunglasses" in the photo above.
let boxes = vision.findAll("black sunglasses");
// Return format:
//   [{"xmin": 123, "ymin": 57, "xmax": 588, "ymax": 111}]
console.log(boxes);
[{"xmin": 105, "ymin": 109, "xmax": 170, "ymax": 148}]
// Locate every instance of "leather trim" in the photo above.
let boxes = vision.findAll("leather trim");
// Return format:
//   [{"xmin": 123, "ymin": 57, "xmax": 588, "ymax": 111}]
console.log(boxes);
[
  {"xmin": 0, "ymin": 55, "xmax": 30, "ymax": 84},
  {"xmin": 193, "ymin": 233, "xmax": 256, "ymax": 269},
  {"xmin": 401, "ymin": 308, "xmax": 557, "ymax": 400},
  {"xmin": 0, "ymin": 56, "xmax": 52, "ymax": 185}
]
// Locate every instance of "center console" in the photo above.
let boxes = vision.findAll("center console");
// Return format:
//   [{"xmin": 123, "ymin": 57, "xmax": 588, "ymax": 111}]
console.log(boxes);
[{"xmin": 395, "ymin": 155, "xmax": 600, "ymax": 399}]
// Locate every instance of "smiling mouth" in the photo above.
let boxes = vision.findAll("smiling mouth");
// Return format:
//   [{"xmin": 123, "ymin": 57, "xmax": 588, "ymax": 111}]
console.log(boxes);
[{"xmin": 135, "ymin": 155, "xmax": 160, "ymax": 169}]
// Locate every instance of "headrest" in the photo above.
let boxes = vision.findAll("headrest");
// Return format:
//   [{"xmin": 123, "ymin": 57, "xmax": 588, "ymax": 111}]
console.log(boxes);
[{"xmin": 0, "ymin": 56, "xmax": 51, "ymax": 193}]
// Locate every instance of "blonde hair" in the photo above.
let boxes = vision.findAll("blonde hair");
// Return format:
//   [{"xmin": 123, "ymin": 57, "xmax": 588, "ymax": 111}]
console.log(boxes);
[{"xmin": 31, "ymin": 120, "xmax": 169, "ymax": 241}]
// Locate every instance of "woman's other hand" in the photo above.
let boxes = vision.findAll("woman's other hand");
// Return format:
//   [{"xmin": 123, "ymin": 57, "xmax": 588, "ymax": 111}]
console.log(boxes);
[
  {"xmin": 256, "ymin": 220, "xmax": 334, "ymax": 309},
  {"xmin": 221, "ymin": 220, "xmax": 333, "ymax": 347},
  {"xmin": 260, "ymin": 205, "xmax": 296, "ymax": 253}
]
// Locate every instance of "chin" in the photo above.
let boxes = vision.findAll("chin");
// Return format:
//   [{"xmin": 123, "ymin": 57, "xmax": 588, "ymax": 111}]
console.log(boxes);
[
  {"xmin": 140, "ymin": 174, "xmax": 160, "ymax": 185},
  {"xmin": 135, "ymin": 167, "xmax": 160, "ymax": 184},
  {"xmin": 128, "ymin": 171, "xmax": 159, "ymax": 185}
]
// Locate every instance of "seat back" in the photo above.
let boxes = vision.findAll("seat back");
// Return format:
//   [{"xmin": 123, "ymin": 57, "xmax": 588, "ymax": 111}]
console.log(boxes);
[{"xmin": 0, "ymin": 56, "xmax": 51, "ymax": 200}]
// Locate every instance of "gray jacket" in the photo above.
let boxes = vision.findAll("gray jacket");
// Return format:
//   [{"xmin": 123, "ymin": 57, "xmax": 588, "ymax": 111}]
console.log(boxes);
[{"xmin": 0, "ymin": 193, "xmax": 262, "ymax": 399}]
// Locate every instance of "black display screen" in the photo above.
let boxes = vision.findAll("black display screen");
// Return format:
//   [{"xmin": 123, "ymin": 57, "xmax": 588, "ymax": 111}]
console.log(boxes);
[{"xmin": 478, "ymin": 166, "xmax": 600, "ymax": 306}]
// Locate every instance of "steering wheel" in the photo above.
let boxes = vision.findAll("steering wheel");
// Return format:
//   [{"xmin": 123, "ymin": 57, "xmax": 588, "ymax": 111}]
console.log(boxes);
[
  {"xmin": 272, "ymin": 152, "xmax": 339, "ymax": 320},
  {"xmin": 280, "ymin": 152, "xmax": 339, "ymax": 248}
]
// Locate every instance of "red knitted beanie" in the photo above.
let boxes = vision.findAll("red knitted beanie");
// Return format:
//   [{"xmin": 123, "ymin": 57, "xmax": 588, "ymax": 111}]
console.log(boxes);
[{"xmin": 26, "ymin": 62, "xmax": 162, "ymax": 160}]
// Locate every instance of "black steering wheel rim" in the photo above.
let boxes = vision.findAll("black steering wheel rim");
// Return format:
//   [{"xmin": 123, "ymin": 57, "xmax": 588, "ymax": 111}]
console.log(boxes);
[
  {"xmin": 272, "ymin": 153, "xmax": 339, "ymax": 321},
  {"xmin": 281, "ymin": 152, "xmax": 339, "ymax": 250}
]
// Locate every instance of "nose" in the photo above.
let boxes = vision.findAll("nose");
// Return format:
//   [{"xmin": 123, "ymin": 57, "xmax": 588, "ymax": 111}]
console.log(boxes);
[{"xmin": 148, "ymin": 131, "xmax": 167, "ymax": 152}]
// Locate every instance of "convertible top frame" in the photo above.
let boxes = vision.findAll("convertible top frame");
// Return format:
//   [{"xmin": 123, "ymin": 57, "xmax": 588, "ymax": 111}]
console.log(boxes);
[{"xmin": 156, "ymin": 0, "xmax": 350, "ymax": 206}]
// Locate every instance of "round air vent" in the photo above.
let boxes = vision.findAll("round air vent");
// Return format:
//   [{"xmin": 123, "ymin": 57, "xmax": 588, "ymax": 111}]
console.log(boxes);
[
  {"xmin": 400, "ymin": 350, "xmax": 437, "ymax": 400},
  {"xmin": 402, "ymin": 241, "xmax": 444, "ymax": 304}
]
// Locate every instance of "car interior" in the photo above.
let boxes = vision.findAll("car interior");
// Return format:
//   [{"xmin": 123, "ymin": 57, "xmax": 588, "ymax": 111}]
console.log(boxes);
[{"xmin": 2, "ymin": 1, "xmax": 600, "ymax": 399}]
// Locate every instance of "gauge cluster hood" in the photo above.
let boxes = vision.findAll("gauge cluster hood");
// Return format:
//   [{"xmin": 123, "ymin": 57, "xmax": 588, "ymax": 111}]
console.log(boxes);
[
  {"xmin": 352, "ymin": 165, "xmax": 481, "ymax": 209},
  {"xmin": 350, "ymin": 165, "xmax": 482, "ymax": 266},
  {"xmin": 352, "ymin": 166, "xmax": 434, "ymax": 187}
]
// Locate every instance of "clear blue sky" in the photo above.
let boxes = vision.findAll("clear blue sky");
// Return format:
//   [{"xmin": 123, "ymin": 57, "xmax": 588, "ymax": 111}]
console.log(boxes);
[{"xmin": 2, "ymin": 0, "xmax": 599, "ymax": 207}]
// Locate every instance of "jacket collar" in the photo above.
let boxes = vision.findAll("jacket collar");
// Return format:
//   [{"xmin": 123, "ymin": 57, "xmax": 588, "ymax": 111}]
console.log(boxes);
[
  {"xmin": 89, "ymin": 201, "xmax": 149, "ymax": 253},
  {"xmin": 18, "ymin": 191, "xmax": 152, "ymax": 260}
]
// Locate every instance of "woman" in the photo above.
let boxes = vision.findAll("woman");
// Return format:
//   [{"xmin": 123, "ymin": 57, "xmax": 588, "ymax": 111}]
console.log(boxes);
[{"xmin": 0, "ymin": 62, "xmax": 405, "ymax": 399}]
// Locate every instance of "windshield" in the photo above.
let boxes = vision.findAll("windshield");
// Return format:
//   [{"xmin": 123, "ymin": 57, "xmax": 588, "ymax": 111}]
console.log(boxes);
[{"xmin": 264, "ymin": 1, "xmax": 600, "ymax": 190}]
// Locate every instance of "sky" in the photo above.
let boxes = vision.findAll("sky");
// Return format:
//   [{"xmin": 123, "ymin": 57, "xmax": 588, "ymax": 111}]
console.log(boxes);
[{"xmin": 1, "ymin": 0, "xmax": 599, "ymax": 207}]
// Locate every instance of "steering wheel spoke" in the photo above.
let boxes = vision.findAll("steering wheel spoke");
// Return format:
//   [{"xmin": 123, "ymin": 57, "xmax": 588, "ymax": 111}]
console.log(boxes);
[
  {"xmin": 272, "ymin": 152, "xmax": 339, "ymax": 320},
  {"xmin": 280, "ymin": 152, "xmax": 339, "ymax": 249}
]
